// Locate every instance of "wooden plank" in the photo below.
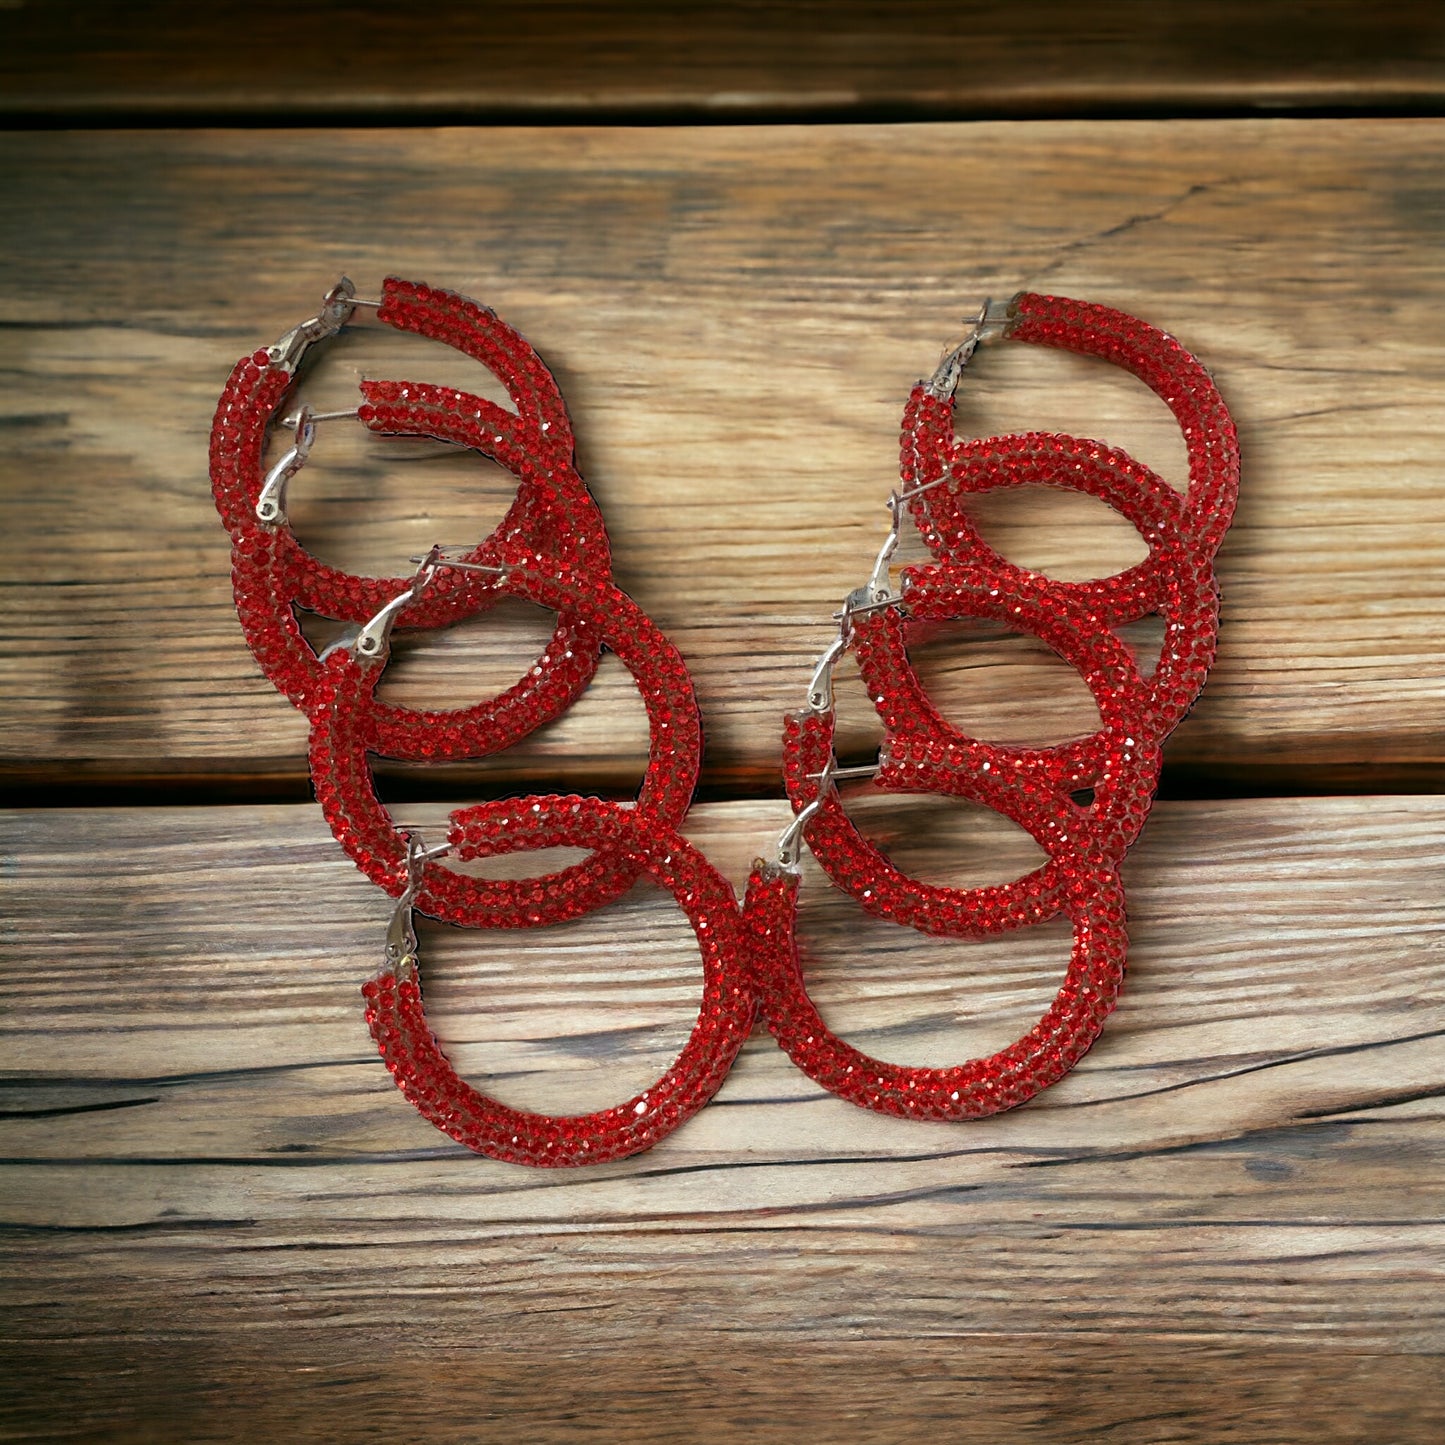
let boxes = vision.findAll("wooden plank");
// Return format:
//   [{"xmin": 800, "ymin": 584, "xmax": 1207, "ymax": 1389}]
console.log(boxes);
[
  {"xmin": 1, "ymin": 122, "xmax": 1442, "ymax": 796},
  {"xmin": 3, "ymin": 1, "xmax": 1443, "ymax": 120},
  {"xmin": 0, "ymin": 1341, "xmax": 1440, "ymax": 1445},
  {"xmin": 1, "ymin": 796, "xmax": 1443, "ymax": 1438}
]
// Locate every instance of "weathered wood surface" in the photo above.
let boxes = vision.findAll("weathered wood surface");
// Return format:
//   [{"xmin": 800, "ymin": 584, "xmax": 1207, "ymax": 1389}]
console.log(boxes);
[
  {"xmin": 2, "ymin": 1341, "xmax": 1440, "ymax": 1445},
  {"xmin": 4, "ymin": 1, "xmax": 1443, "ymax": 120},
  {"xmin": 2, "ymin": 106, "xmax": 1443, "ymax": 1441},
  {"xmin": 2, "ymin": 797, "xmax": 1443, "ymax": 1440},
  {"xmin": 1, "ymin": 121, "xmax": 1443, "ymax": 797}
]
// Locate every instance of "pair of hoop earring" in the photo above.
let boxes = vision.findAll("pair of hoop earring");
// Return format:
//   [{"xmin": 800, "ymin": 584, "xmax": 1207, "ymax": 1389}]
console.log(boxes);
[{"xmin": 209, "ymin": 278, "xmax": 1237, "ymax": 1164}]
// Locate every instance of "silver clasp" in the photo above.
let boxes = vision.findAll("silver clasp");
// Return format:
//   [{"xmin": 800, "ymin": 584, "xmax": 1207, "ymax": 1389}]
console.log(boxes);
[
  {"xmin": 807, "ymin": 762, "xmax": 879, "ymax": 782},
  {"xmin": 776, "ymin": 756, "xmax": 837, "ymax": 871},
  {"xmin": 255, "ymin": 405, "xmax": 316, "ymax": 525},
  {"xmin": 805, "ymin": 576, "xmax": 904, "ymax": 716},
  {"xmin": 921, "ymin": 296, "xmax": 1013, "ymax": 401},
  {"xmin": 806, "ymin": 626, "xmax": 852, "ymax": 714},
  {"xmin": 776, "ymin": 756, "xmax": 883, "ymax": 871},
  {"xmin": 266, "ymin": 278, "xmax": 364, "ymax": 375},
  {"xmin": 351, "ymin": 546, "xmax": 444, "ymax": 662},
  {"xmin": 257, "ymin": 406, "xmax": 364, "ymax": 526},
  {"xmin": 384, "ymin": 832, "xmax": 453, "ymax": 970},
  {"xmin": 864, "ymin": 490, "xmax": 905, "ymax": 605}
]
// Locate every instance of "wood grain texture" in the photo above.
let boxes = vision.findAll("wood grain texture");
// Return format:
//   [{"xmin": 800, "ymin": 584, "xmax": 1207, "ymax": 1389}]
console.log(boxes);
[
  {"xmin": 2, "ymin": 797, "xmax": 1443, "ymax": 1439},
  {"xmin": 1, "ymin": 121, "xmax": 1442, "ymax": 796},
  {"xmin": 3, "ymin": 1, "xmax": 1443, "ymax": 120}
]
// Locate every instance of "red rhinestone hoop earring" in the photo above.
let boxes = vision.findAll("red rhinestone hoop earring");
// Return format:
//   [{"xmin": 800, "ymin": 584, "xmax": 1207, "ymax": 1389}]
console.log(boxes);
[
  {"xmin": 780, "ymin": 575, "xmax": 1158, "ymax": 937},
  {"xmin": 747, "ymin": 294, "xmax": 1237, "ymax": 1118},
  {"xmin": 364, "ymin": 802, "xmax": 755, "ymax": 1166},
  {"xmin": 310, "ymin": 545, "xmax": 704, "ymax": 929},
  {"xmin": 903, "ymin": 293, "xmax": 1239, "ymax": 555},
  {"xmin": 745, "ymin": 819, "xmax": 1127, "ymax": 1120},
  {"xmin": 902, "ymin": 291, "xmax": 1238, "ymax": 665},
  {"xmin": 212, "ymin": 277, "xmax": 595, "ymax": 615},
  {"xmin": 210, "ymin": 277, "xmax": 613, "ymax": 758}
]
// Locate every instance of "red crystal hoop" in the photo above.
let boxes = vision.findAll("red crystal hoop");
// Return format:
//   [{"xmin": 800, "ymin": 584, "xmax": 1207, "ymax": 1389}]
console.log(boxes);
[
  {"xmin": 285, "ymin": 383, "xmax": 606, "ymax": 629},
  {"xmin": 310, "ymin": 553, "xmax": 704, "ymax": 928},
  {"xmin": 267, "ymin": 277, "xmax": 604, "ymax": 625},
  {"xmin": 211, "ymin": 277, "xmax": 594, "ymax": 614},
  {"xmin": 364, "ymin": 797, "xmax": 756, "ymax": 1166},
  {"xmin": 210, "ymin": 278, "xmax": 613, "ymax": 759},
  {"xmin": 744, "ymin": 856, "xmax": 1126, "ymax": 1119},
  {"xmin": 854, "ymin": 565, "xmax": 1162, "ymax": 830},
  {"xmin": 903, "ymin": 291, "xmax": 1240, "ymax": 565},
  {"xmin": 781, "ymin": 572, "xmax": 1161, "ymax": 936}
]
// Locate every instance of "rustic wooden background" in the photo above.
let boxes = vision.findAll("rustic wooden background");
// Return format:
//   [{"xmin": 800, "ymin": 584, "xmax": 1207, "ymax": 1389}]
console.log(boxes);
[{"xmin": 2, "ymin": 5, "xmax": 1443, "ymax": 1442}]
